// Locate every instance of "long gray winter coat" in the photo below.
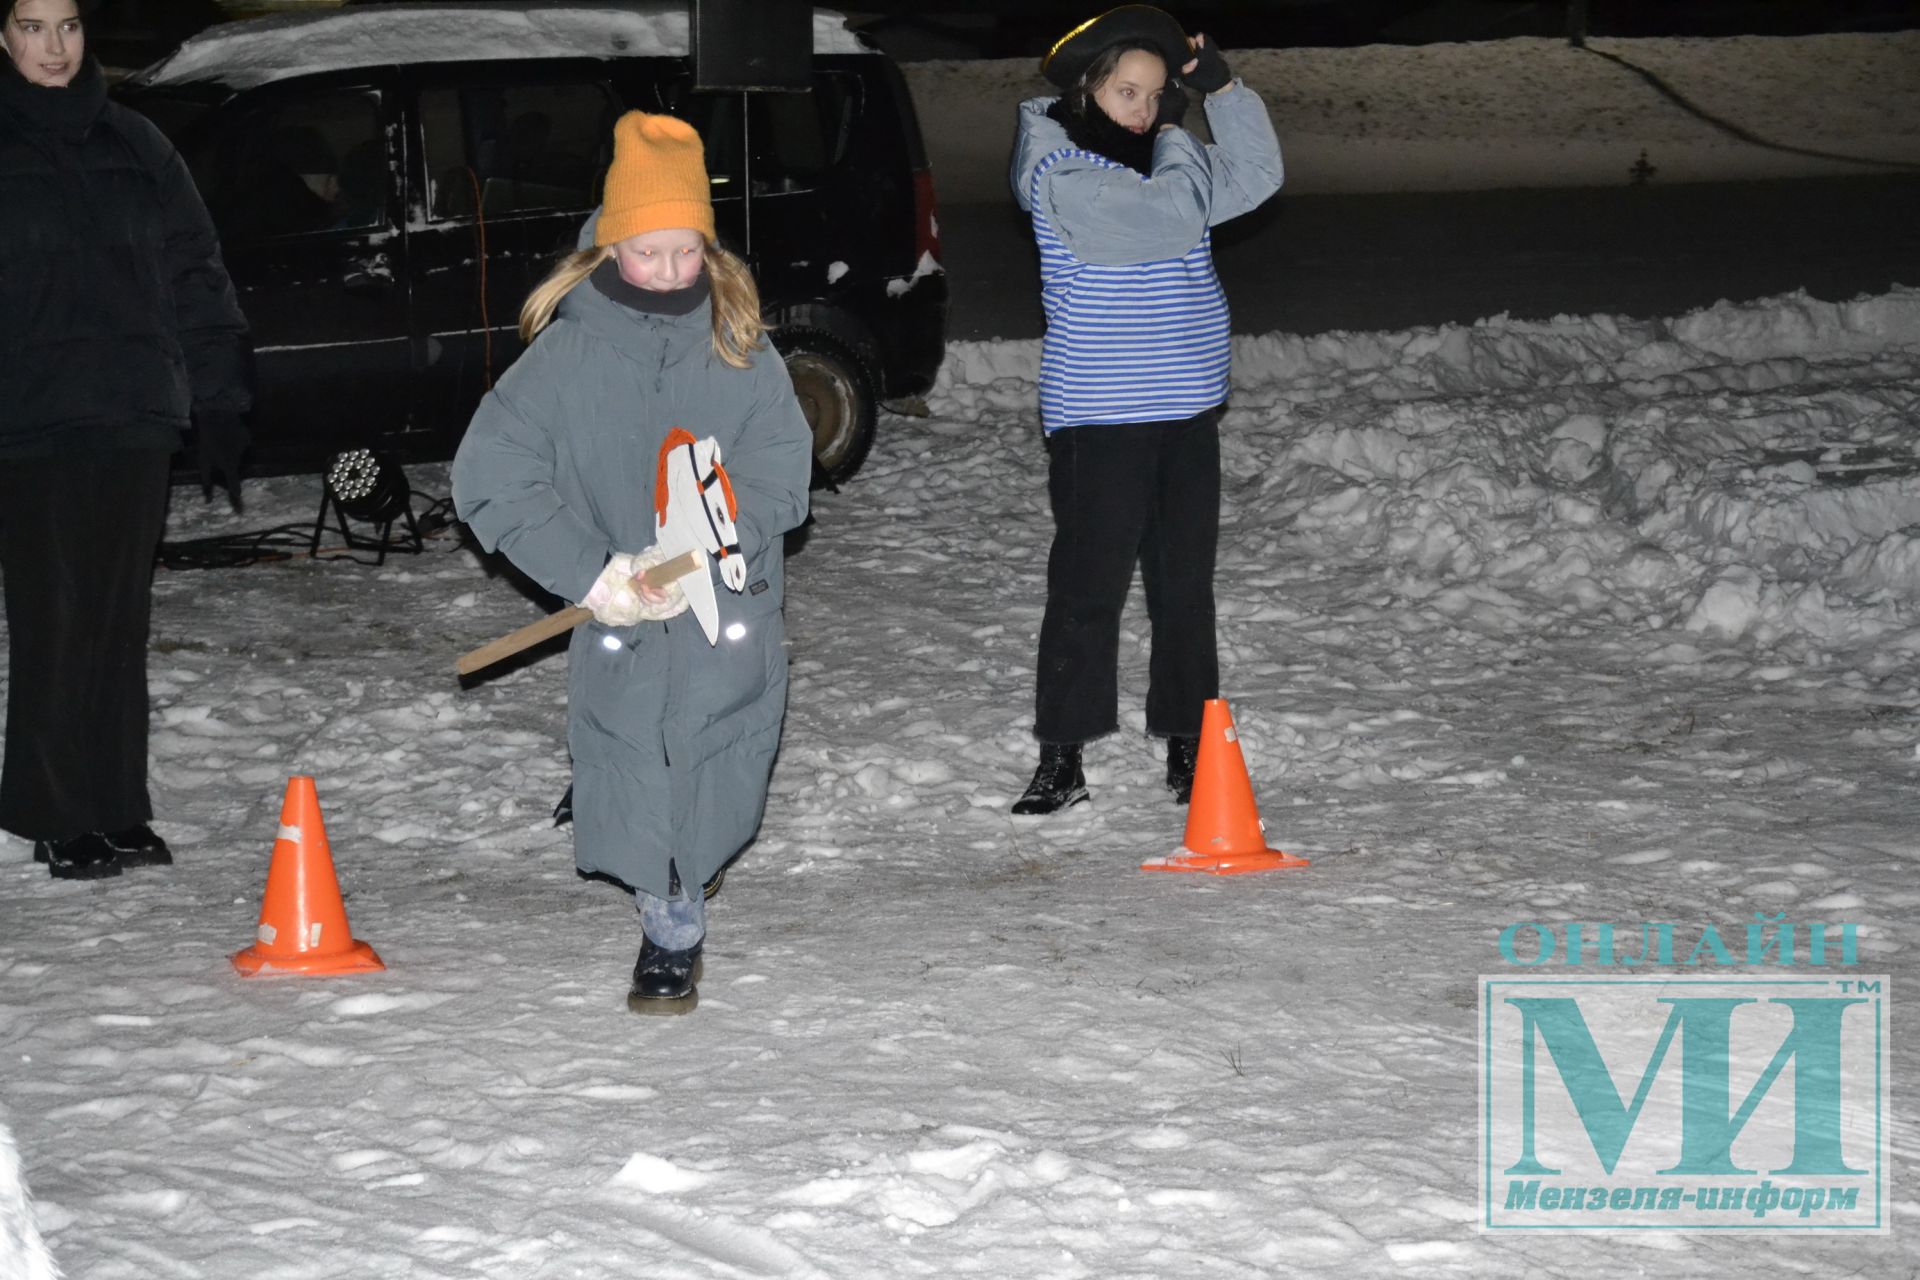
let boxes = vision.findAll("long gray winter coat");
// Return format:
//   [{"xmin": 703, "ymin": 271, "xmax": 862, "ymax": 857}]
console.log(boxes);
[{"xmin": 452, "ymin": 272, "xmax": 812, "ymax": 898}]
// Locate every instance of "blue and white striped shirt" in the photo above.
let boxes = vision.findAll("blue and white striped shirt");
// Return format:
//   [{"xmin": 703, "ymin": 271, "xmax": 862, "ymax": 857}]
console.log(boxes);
[{"xmin": 1029, "ymin": 148, "xmax": 1231, "ymax": 432}]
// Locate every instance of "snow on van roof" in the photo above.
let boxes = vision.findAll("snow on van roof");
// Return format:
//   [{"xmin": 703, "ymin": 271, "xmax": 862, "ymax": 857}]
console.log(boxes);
[{"xmin": 132, "ymin": 2, "xmax": 870, "ymax": 90}]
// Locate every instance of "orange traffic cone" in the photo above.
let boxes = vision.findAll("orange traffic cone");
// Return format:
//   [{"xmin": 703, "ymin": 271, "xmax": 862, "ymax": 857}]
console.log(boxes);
[
  {"xmin": 1142, "ymin": 699, "xmax": 1310, "ymax": 876},
  {"xmin": 231, "ymin": 776, "xmax": 385, "ymax": 976}
]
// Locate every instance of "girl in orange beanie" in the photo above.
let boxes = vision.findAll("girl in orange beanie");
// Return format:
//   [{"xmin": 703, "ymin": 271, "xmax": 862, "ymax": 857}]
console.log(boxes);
[
  {"xmin": 454, "ymin": 111, "xmax": 813, "ymax": 1015},
  {"xmin": 521, "ymin": 110, "xmax": 759, "ymax": 365}
]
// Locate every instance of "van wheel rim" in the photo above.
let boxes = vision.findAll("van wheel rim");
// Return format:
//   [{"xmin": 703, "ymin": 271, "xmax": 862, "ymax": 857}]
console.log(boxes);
[{"xmin": 787, "ymin": 353, "xmax": 860, "ymax": 468}]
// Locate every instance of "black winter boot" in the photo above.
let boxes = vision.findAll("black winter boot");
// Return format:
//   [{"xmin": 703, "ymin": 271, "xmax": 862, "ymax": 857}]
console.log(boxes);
[
  {"xmin": 1011, "ymin": 743, "xmax": 1089, "ymax": 815},
  {"xmin": 1166, "ymin": 736, "xmax": 1200, "ymax": 805},
  {"xmin": 102, "ymin": 824, "xmax": 173, "ymax": 868},
  {"xmin": 627, "ymin": 936, "xmax": 703, "ymax": 1015},
  {"xmin": 34, "ymin": 833, "xmax": 122, "ymax": 880}
]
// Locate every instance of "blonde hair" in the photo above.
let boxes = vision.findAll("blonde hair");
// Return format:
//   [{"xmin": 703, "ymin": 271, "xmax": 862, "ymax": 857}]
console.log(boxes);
[{"xmin": 518, "ymin": 239, "xmax": 766, "ymax": 370}]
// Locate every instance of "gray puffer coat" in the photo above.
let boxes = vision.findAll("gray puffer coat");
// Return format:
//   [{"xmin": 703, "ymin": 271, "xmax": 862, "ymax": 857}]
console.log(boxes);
[{"xmin": 453, "ymin": 275, "xmax": 812, "ymax": 898}]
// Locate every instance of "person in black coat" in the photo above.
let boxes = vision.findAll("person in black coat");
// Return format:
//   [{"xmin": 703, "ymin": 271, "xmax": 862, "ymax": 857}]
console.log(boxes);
[{"xmin": 0, "ymin": 0, "xmax": 251, "ymax": 879}]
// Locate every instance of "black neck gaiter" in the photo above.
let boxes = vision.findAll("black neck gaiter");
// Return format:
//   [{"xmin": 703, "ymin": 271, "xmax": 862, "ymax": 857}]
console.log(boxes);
[
  {"xmin": 590, "ymin": 258, "xmax": 712, "ymax": 317},
  {"xmin": 1047, "ymin": 96, "xmax": 1156, "ymax": 177}
]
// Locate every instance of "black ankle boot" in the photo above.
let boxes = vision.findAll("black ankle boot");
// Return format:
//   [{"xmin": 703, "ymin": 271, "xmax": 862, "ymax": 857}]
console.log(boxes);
[
  {"xmin": 1166, "ymin": 735, "xmax": 1200, "ymax": 804},
  {"xmin": 1011, "ymin": 743, "xmax": 1089, "ymax": 815},
  {"xmin": 34, "ymin": 833, "xmax": 122, "ymax": 881},
  {"xmin": 627, "ymin": 936, "xmax": 703, "ymax": 1015},
  {"xmin": 102, "ymin": 824, "xmax": 173, "ymax": 868}
]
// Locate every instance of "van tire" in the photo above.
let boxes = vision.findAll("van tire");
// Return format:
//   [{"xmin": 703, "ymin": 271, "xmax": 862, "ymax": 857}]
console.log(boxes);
[{"xmin": 775, "ymin": 326, "xmax": 877, "ymax": 484}]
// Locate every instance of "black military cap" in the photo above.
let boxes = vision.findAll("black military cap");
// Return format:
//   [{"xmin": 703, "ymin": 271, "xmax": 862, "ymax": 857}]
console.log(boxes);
[{"xmin": 1041, "ymin": 5, "xmax": 1191, "ymax": 89}]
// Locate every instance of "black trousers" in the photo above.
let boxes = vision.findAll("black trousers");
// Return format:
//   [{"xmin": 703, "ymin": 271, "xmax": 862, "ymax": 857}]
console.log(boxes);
[
  {"xmin": 1033, "ymin": 409, "xmax": 1221, "ymax": 745},
  {"xmin": 0, "ymin": 450, "xmax": 170, "ymax": 842}
]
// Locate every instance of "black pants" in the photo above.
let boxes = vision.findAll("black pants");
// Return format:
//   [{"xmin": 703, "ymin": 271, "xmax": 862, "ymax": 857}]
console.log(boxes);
[
  {"xmin": 0, "ymin": 450, "xmax": 170, "ymax": 842},
  {"xmin": 1033, "ymin": 410, "xmax": 1220, "ymax": 744}
]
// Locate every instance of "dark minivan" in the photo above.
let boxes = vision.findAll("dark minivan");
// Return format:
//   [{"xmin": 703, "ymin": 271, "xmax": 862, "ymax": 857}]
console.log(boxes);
[{"xmin": 117, "ymin": 2, "xmax": 946, "ymax": 483}]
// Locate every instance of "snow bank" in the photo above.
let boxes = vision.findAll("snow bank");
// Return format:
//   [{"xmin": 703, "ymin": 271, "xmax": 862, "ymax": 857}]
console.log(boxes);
[
  {"xmin": 933, "ymin": 287, "xmax": 1920, "ymax": 653},
  {"xmin": 910, "ymin": 32, "xmax": 1920, "ymax": 199}
]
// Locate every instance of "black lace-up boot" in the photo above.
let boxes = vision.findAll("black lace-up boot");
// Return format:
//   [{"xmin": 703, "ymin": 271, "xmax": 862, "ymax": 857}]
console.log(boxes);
[
  {"xmin": 627, "ymin": 936, "xmax": 703, "ymax": 1015},
  {"xmin": 1011, "ymin": 743, "xmax": 1089, "ymax": 815},
  {"xmin": 34, "ymin": 833, "xmax": 122, "ymax": 880},
  {"xmin": 102, "ymin": 824, "xmax": 173, "ymax": 868},
  {"xmin": 1166, "ymin": 736, "xmax": 1201, "ymax": 804}
]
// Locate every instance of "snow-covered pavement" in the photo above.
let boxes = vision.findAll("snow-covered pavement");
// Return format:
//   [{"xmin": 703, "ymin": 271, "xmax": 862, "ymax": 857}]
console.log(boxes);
[{"xmin": 3, "ymin": 284, "xmax": 1916, "ymax": 1276}]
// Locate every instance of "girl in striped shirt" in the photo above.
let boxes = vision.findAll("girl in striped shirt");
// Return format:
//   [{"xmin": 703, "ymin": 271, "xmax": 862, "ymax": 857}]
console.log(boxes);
[{"xmin": 1008, "ymin": 5, "xmax": 1282, "ymax": 815}]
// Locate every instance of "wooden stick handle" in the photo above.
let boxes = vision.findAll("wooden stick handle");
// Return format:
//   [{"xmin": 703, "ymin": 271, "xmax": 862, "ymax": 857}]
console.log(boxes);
[
  {"xmin": 456, "ymin": 607, "xmax": 589, "ymax": 676},
  {"xmin": 454, "ymin": 549, "xmax": 703, "ymax": 677},
  {"xmin": 638, "ymin": 549, "xmax": 701, "ymax": 589}
]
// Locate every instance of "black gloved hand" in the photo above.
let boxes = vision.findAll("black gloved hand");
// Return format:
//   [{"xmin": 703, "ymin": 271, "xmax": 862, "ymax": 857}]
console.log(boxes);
[
  {"xmin": 1183, "ymin": 35, "xmax": 1233, "ymax": 94},
  {"xmin": 194, "ymin": 409, "xmax": 249, "ymax": 507},
  {"xmin": 1156, "ymin": 84, "xmax": 1190, "ymax": 133}
]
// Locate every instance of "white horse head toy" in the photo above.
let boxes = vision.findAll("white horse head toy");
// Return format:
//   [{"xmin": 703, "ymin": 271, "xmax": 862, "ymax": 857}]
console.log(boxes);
[{"xmin": 653, "ymin": 428, "xmax": 745, "ymax": 645}]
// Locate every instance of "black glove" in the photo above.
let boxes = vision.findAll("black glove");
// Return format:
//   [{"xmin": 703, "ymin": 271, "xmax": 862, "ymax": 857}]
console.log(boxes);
[
  {"xmin": 194, "ymin": 409, "xmax": 250, "ymax": 507},
  {"xmin": 1156, "ymin": 85, "xmax": 1190, "ymax": 133},
  {"xmin": 1182, "ymin": 36, "xmax": 1233, "ymax": 94}
]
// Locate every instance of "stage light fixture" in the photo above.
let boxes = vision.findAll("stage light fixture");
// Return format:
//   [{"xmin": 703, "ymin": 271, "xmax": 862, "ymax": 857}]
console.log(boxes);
[{"xmin": 312, "ymin": 448, "xmax": 423, "ymax": 563}]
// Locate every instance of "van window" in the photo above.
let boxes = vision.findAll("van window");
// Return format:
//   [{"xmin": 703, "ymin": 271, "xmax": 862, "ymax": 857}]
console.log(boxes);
[
  {"xmin": 675, "ymin": 91, "xmax": 741, "ymax": 192},
  {"xmin": 666, "ymin": 73, "xmax": 856, "ymax": 198},
  {"xmin": 421, "ymin": 81, "xmax": 621, "ymax": 220},
  {"xmin": 761, "ymin": 75, "xmax": 855, "ymax": 181},
  {"xmin": 211, "ymin": 88, "xmax": 387, "ymax": 239}
]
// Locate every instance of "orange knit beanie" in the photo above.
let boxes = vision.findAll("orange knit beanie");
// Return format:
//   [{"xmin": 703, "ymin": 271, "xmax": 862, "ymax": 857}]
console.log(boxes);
[{"xmin": 594, "ymin": 111, "xmax": 715, "ymax": 246}]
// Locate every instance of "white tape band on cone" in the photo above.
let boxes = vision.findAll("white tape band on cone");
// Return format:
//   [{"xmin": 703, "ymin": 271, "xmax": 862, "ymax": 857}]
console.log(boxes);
[{"xmin": 278, "ymin": 823, "xmax": 302, "ymax": 843}]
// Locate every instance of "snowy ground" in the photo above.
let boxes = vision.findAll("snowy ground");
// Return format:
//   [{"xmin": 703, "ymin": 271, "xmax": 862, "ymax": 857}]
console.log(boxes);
[
  {"xmin": 6, "ymin": 21, "xmax": 1920, "ymax": 1280},
  {"xmin": 3, "ymin": 284, "xmax": 1916, "ymax": 1276}
]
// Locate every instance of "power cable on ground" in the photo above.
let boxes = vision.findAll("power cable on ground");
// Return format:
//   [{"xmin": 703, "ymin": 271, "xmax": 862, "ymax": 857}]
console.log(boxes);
[
  {"xmin": 1580, "ymin": 44, "xmax": 1920, "ymax": 174},
  {"xmin": 157, "ymin": 491, "xmax": 459, "ymax": 570}
]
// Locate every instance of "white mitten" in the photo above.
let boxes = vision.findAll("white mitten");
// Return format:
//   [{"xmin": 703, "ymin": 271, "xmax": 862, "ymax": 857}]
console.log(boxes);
[
  {"xmin": 627, "ymin": 544, "xmax": 690, "ymax": 622},
  {"xmin": 580, "ymin": 548, "xmax": 692, "ymax": 627},
  {"xmin": 581, "ymin": 552, "xmax": 648, "ymax": 627}
]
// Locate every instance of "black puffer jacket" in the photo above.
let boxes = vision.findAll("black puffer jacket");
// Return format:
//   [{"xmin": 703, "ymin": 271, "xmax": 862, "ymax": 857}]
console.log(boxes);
[{"xmin": 0, "ymin": 55, "xmax": 248, "ymax": 459}]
